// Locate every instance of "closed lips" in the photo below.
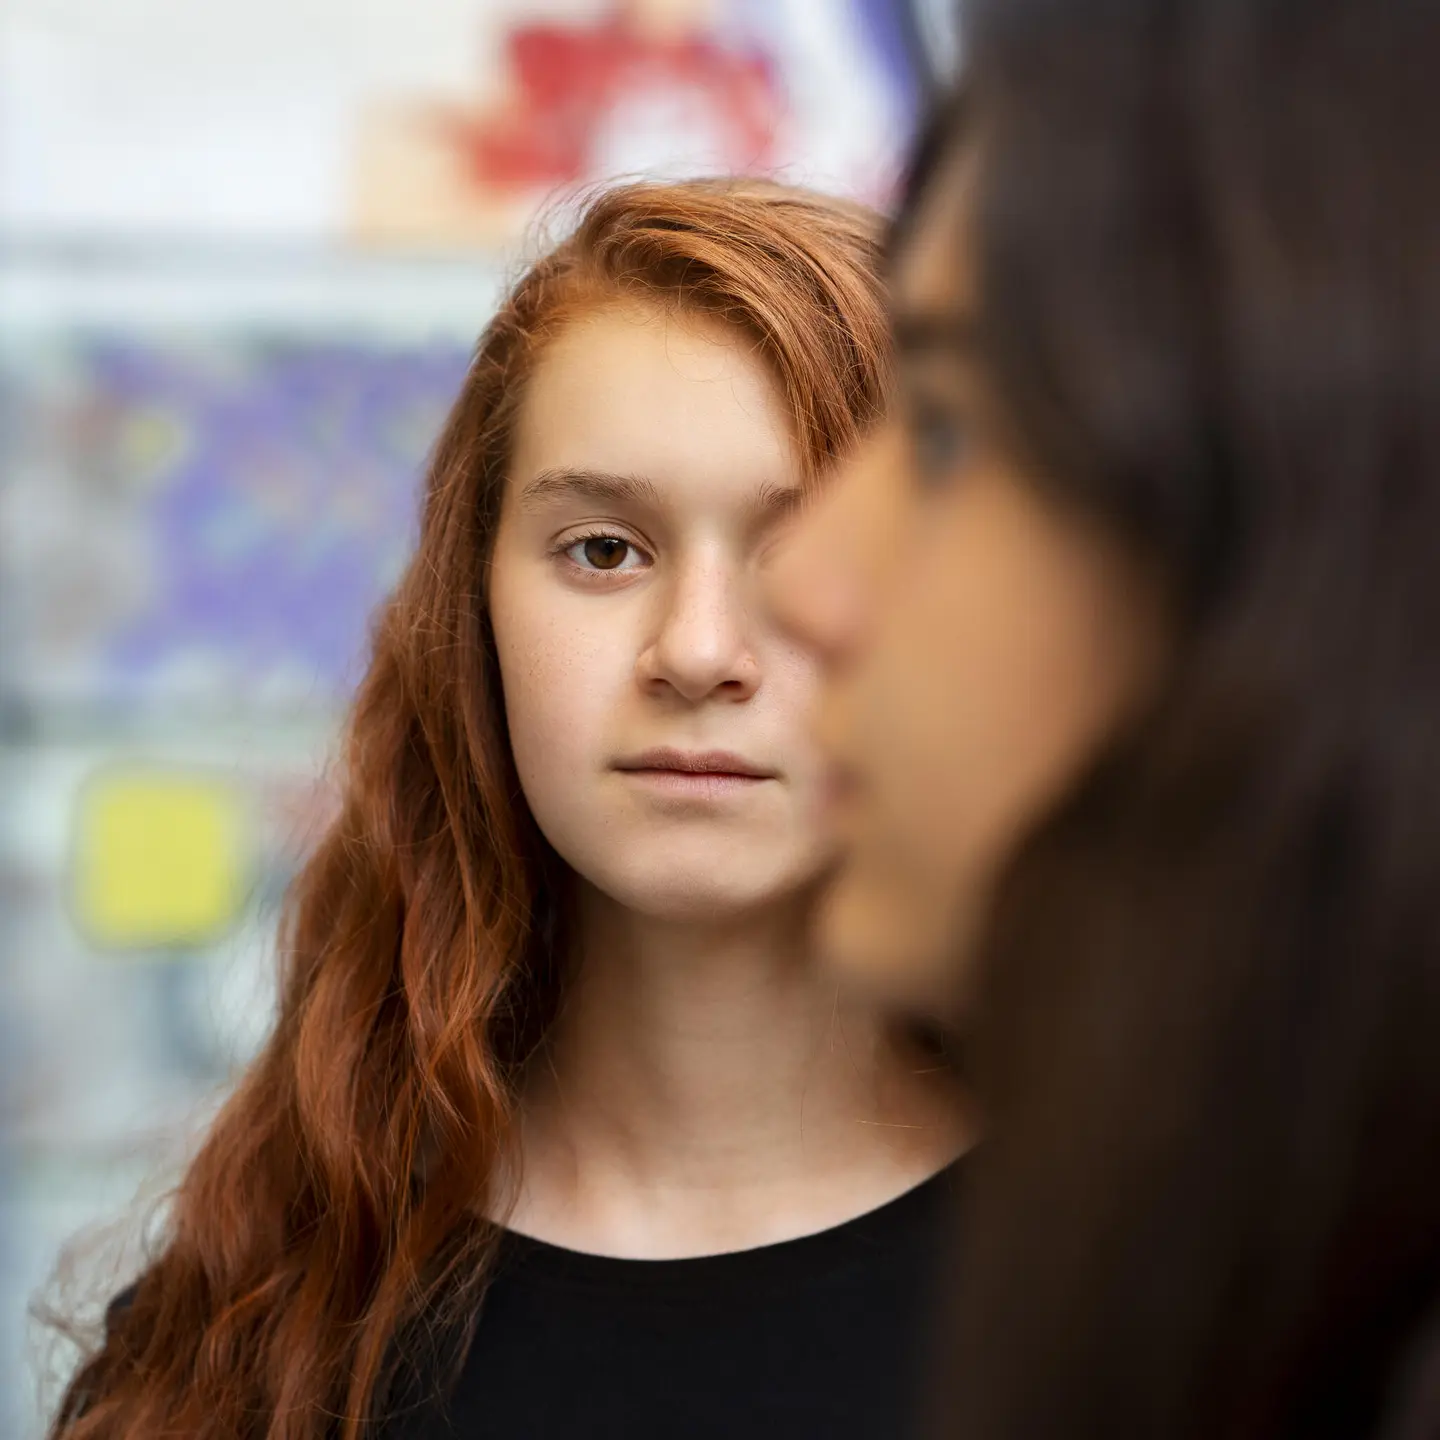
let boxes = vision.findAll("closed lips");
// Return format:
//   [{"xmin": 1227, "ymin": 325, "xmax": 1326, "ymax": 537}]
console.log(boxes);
[{"xmin": 615, "ymin": 749, "xmax": 776, "ymax": 778}]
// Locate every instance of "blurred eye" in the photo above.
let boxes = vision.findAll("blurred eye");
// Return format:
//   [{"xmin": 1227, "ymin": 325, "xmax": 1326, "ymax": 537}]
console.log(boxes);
[
  {"xmin": 909, "ymin": 400, "xmax": 969, "ymax": 485},
  {"xmin": 564, "ymin": 534, "xmax": 648, "ymax": 572}
]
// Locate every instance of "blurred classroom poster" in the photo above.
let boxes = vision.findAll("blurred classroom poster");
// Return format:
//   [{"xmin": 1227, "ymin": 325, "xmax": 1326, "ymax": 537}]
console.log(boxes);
[
  {"xmin": 0, "ymin": 1, "xmax": 924, "ymax": 1435},
  {"xmin": 0, "ymin": 330, "xmax": 476, "ymax": 1438}
]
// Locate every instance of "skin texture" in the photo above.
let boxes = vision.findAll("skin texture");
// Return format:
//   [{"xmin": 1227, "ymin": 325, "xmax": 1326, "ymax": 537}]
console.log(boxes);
[
  {"xmin": 490, "ymin": 301, "xmax": 830, "ymax": 922},
  {"xmin": 488, "ymin": 302, "xmax": 969, "ymax": 1257},
  {"xmin": 764, "ymin": 151, "xmax": 1168, "ymax": 1011}
]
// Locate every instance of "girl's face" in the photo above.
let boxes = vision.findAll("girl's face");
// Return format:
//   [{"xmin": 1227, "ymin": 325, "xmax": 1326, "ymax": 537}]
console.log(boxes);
[
  {"xmin": 765, "ymin": 150, "xmax": 1168, "ymax": 1009},
  {"xmin": 489, "ymin": 302, "xmax": 830, "ymax": 923}
]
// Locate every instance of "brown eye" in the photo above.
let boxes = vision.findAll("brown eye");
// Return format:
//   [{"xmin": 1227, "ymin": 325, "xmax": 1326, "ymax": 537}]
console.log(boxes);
[
  {"xmin": 563, "ymin": 533, "xmax": 647, "ymax": 573},
  {"xmin": 583, "ymin": 536, "xmax": 629, "ymax": 569}
]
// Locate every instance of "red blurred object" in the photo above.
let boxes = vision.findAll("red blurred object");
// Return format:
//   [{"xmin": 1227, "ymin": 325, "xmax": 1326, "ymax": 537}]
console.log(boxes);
[{"xmin": 444, "ymin": 11, "xmax": 783, "ymax": 191}]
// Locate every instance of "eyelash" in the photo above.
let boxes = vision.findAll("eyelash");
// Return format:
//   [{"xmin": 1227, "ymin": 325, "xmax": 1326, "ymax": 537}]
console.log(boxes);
[{"xmin": 553, "ymin": 527, "xmax": 653, "ymax": 577}]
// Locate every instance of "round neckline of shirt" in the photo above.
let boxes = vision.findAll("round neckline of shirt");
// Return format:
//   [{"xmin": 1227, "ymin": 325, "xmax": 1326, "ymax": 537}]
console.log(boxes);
[{"xmin": 493, "ymin": 1159, "xmax": 960, "ymax": 1298}]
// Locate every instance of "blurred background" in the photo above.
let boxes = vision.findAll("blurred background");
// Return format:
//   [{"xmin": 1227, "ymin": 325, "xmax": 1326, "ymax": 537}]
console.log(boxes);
[{"xmin": 0, "ymin": 0, "xmax": 953, "ymax": 1432}]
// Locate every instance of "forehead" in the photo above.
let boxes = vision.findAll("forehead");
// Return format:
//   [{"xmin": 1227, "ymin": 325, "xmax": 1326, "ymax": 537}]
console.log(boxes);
[
  {"xmin": 509, "ymin": 303, "xmax": 800, "ymax": 499},
  {"xmin": 893, "ymin": 144, "xmax": 977, "ymax": 321}
]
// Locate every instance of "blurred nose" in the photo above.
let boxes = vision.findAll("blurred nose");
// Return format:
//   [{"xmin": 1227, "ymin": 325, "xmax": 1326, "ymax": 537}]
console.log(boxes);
[
  {"xmin": 763, "ymin": 422, "xmax": 907, "ymax": 669},
  {"xmin": 637, "ymin": 548, "xmax": 761, "ymax": 703}
]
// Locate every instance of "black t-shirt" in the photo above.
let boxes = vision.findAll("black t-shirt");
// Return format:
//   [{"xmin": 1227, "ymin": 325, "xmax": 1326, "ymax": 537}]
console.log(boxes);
[{"xmin": 386, "ymin": 1163, "xmax": 959, "ymax": 1440}]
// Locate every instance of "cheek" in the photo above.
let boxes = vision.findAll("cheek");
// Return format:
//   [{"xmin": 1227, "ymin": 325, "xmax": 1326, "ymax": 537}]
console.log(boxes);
[
  {"xmin": 765, "ymin": 642, "xmax": 827, "ymax": 785},
  {"xmin": 849, "ymin": 588, "xmax": 975, "ymax": 892},
  {"xmin": 865, "ymin": 511, "xmax": 1143, "ymax": 901},
  {"xmin": 812, "ymin": 466, "xmax": 1160, "ymax": 1006},
  {"xmin": 489, "ymin": 582, "xmax": 625, "ymax": 792}
]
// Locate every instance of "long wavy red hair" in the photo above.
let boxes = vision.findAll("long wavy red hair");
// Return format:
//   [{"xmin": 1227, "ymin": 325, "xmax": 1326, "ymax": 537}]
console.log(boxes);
[{"xmin": 53, "ymin": 178, "xmax": 892, "ymax": 1438}]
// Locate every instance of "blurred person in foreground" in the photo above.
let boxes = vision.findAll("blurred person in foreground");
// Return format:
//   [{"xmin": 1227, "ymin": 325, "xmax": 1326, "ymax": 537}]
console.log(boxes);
[
  {"xmin": 51, "ymin": 180, "xmax": 969, "ymax": 1440},
  {"xmin": 769, "ymin": 0, "xmax": 1440, "ymax": 1435}
]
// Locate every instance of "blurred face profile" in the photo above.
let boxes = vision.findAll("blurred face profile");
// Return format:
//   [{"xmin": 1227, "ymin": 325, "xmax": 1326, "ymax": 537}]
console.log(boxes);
[
  {"xmin": 765, "ymin": 147, "xmax": 1167, "ymax": 1009},
  {"xmin": 489, "ymin": 302, "xmax": 830, "ymax": 922}
]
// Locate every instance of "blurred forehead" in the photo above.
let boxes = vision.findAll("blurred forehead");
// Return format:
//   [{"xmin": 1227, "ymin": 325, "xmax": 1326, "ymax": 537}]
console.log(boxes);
[{"xmin": 892, "ymin": 143, "xmax": 977, "ymax": 323}]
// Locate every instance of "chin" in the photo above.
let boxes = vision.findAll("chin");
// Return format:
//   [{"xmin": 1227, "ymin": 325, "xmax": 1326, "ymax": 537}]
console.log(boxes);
[
  {"xmin": 584, "ymin": 847, "xmax": 825, "ymax": 927},
  {"xmin": 631, "ymin": 890, "xmax": 788, "ymax": 925}
]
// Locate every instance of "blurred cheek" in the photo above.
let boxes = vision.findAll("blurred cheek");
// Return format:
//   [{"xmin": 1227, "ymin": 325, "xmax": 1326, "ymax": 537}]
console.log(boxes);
[
  {"xmin": 824, "ymin": 472, "xmax": 1163, "ymax": 1008},
  {"xmin": 817, "ymin": 533, "xmax": 986, "ymax": 1002}
]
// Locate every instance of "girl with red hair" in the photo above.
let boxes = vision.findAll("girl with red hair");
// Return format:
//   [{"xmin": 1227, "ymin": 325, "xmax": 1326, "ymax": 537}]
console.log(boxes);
[{"xmin": 54, "ymin": 178, "xmax": 968, "ymax": 1440}]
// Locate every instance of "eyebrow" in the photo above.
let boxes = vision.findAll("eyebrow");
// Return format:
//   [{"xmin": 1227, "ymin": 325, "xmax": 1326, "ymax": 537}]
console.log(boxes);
[
  {"xmin": 754, "ymin": 481, "xmax": 806, "ymax": 520},
  {"xmin": 518, "ymin": 466, "xmax": 804, "ymax": 520},
  {"xmin": 518, "ymin": 468, "xmax": 665, "ymax": 513}
]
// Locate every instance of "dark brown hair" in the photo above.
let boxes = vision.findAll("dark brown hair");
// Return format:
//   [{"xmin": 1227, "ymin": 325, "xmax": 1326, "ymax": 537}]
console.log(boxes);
[
  {"xmin": 906, "ymin": 1, "xmax": 1440, "ymax": 1436},
  {"xmin": 52, "ymin": 177, "xmax": 892, "ymax": 1439}
]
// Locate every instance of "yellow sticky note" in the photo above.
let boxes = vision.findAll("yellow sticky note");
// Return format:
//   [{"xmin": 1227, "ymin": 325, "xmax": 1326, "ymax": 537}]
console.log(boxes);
[{"xmin": 72, "ymin": 768, "xmax": 249, "ymax": 950}]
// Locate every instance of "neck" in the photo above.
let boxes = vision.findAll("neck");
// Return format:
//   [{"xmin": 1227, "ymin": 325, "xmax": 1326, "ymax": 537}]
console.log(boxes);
[{"xmin": 506, "ymin": 882, "xmax": 970, "ymax": 1258}]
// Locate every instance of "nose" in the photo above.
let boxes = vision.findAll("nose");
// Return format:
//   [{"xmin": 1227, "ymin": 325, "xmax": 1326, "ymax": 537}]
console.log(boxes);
[
  {"xmin": 637, "ymin": 548, "xmax": 761, "ymax": 703},
  {"xmin": 763, "ymin": 422, "xmax": 907, "ymax": 669}
]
